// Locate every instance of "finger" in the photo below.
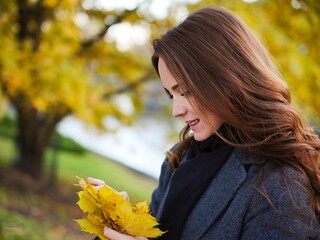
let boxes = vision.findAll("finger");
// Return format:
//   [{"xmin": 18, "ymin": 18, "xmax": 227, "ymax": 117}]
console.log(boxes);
[
  {"xmin": 87, "ymin": 178, "xmax": 112, "ymax": 191},
  {"xmin": 104, "ymin": 227, "xmax": 146, "ymax": 240},
  {"xmin": 87, "ymin": 177, "xmax": 105, "ymax": 186},
  {"xmin": 119, "ymin": 191, "xmax": 129, "ymax": 200},
  {"xmin": 87, "ymin": 178, "xmax": 129, "ymax": 199},
  {"xmin": 93, "ymin": 185, "xmax": 105, "ymax": 191},
  {"xmin": 104, "ymin": 227, "xmax": 133, "ymax": 240},
  {"xmin": 78, "ymin": 180, "xmax": 85, "ymax": 189}
]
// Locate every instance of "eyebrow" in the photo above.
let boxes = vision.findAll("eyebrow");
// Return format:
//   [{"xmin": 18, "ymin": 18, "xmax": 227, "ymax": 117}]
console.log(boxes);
[
  {"xmin": 163, "ymin": 84, "xmax": 180, "ymax": 95},
  {"xmin": 171, "ymin": 84, "xmax": 179, "ymax": 91}
]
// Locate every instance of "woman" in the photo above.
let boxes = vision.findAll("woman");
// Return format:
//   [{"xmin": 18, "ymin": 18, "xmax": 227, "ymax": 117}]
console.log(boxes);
[{"xmin": 98, "ymin": 6, "xmax": 320, "ymax": 239}]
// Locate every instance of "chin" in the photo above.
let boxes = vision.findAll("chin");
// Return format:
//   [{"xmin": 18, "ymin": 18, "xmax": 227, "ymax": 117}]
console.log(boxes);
[{"xmin": 193, "ymin": 134, "xmax": 211, "ymax": 141}]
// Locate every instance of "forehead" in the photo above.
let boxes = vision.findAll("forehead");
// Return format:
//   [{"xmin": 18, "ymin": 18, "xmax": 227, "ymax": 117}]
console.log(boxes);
[{"xmin": 158, "ymin": 58, "xmax": 179, "ymax": 89}]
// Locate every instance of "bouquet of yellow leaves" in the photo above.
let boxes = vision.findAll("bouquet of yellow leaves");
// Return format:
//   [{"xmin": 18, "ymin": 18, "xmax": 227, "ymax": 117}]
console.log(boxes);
[{"xmin": 75, "ymin": 177, "xmax": 165, "ymax": 240}]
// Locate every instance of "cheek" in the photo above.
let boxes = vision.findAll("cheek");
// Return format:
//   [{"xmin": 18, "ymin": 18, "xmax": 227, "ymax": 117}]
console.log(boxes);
[
  {"xmin": 190, "ymin": 102, "xmax": 223, "ymax": 130},
  {"xmin": 186, "ymin": 101, "xmax": 197, "ymax": 113},
  {"xmin": 213, "ymin": 117, "xmax": 223, "ymax": 129},
  {"xmin": 204, "ymin": 115, "xmax": 223, "ymax": 132}
]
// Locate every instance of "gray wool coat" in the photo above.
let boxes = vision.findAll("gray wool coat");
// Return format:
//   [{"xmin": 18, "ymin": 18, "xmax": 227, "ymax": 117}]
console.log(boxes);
[{"xmin": 150, "ymin": 148, "xmax": 320, "ymax": 239}]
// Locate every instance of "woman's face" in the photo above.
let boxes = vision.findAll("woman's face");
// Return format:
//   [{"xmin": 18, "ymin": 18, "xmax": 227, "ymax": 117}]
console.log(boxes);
[{"xmin": 158, "ymin": 57, "xmax": 223, "ymax": 141}]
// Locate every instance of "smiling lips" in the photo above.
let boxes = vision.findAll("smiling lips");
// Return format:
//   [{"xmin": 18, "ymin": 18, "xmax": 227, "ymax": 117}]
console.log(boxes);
[{"xmin": 188, "ymin": 119, "xmax": 200, "ymax": 126}]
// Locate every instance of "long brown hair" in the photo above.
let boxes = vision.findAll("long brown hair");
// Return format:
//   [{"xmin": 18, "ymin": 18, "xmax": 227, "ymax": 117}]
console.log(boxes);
[{"xmin": 152, "ymin": 6, "xmax": 320, "ymax": 218}]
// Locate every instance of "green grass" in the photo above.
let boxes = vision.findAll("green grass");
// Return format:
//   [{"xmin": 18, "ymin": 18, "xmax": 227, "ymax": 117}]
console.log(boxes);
[
  {"xmin": 0, "ymin": 134, "xmax": 159, "ymax": 240},
  {"xmin": 0, "ymin": 208, "xmax": 46, "ymax": 240},
  {"xmin": 0, "ymin": 135, "xmax": 158, "ymax": 202},
  {"xmin": 0, "ymin": 137, "xmax": 16, "ymax": 167},
  {"xmin": 0, "ymin": 115, "xmax": 158, "ymax": 202},
  {"xmin": 0, "ymin": 186, "xmax": 92, "ymax": 240},
  {"xmin": 45, "ymin": 148, "xmax": 158, "ymax": 202},
  {"xmin": 0, "ymin": 203, "xmax": 70, "ymax": 240}
]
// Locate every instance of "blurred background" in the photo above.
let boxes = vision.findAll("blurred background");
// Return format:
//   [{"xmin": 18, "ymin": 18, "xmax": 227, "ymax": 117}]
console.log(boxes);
[{"xmin": 0, "ymin": 0, "xmax": 319, "ymax": 239}]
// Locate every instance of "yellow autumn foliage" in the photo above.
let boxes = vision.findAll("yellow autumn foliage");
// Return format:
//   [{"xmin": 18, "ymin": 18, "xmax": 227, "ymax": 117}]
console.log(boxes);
[{"xmin": 76, "ymin": 177, "xmax": 165, "ymax": 240}]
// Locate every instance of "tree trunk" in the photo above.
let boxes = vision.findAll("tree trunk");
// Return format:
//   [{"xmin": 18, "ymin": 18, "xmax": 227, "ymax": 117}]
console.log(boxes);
[
  {"xmin": 10, "ymin": 1, "xmax": 62, "ymax": 180},
  {"xmin": 14, "ymin": 105, "xmax": 65, "ymax": 180}
]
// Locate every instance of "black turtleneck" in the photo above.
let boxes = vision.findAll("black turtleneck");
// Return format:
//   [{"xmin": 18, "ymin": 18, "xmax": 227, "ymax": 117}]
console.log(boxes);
[{"xmin": 158, "ymin": 132, "xmax": 233, "ymax": 240}]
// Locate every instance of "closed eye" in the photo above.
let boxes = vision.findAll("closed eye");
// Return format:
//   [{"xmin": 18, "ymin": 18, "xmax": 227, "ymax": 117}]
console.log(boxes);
[
  {"xmin": 164, "ymin": 89, "xmax": 173, "ymax": 99},
  {"xmin": 163, "ymin": 86, "xmax": 189, "ymax": 99}
]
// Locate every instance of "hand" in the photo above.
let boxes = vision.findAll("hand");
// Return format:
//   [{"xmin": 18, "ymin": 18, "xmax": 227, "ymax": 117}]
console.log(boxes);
[
  {"xmin": 78, "ymin": 177, "xmax": 105, "ymax": 190},
  {"xmin": 87, "ymin": 177, "xmax": 106, "ymax": 190},
  {"xmin": 104, "ymin": 227, "xmax": 147, "ymax": 240},
  {"xmin": 84, "ymin": 177, "xmax": 129, "ymax": 200}
]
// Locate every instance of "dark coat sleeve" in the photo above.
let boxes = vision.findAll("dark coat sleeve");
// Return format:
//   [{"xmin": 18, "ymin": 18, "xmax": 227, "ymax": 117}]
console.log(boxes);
[{"xmin": 241, "ymin": 166, "xmax": 320, "ymax": 239}]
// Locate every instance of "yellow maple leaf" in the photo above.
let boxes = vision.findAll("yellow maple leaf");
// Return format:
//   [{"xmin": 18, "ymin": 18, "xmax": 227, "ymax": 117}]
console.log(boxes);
[
  {"xmin": 110, "ymin": 201, "xmax": 164, "ymax": 238},
  {"xmin": 75, "ymin": 177, "xmax": 165, "ymax": 239},
  {"xmin": 77, "ymin": 190, "xmax": 100, "ymax": 214},
  {"xmin": 133, "ymin": 201, "xmax": 150, "ymax": 214}
]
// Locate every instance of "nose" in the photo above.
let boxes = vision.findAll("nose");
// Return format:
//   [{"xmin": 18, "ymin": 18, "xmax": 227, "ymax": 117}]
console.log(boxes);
[{"xmin": 172, "ymin": 98, "xmax": 187, "ymax": 118}]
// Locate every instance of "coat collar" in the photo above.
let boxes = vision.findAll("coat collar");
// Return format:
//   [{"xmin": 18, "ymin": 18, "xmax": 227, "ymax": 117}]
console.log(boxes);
[{"xmin": 181, "ymin": 148, "xmax": 249, "ymax": 239}]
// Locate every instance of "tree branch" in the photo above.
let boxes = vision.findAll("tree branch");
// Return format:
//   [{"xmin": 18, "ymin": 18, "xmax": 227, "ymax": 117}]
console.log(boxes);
[
  {"xmin": 81, "ymin": 8, "xmax": 137, "ymax": 49},
  {"xmin": 103, "ymin": 70, "xmax": 155, "ymax": 99}
]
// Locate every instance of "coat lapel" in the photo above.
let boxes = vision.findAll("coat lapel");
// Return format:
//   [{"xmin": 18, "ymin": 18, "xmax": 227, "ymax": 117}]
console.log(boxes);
[{"xmin": 181, "ymin": 149, "xmax": 248, "ymax": 239}]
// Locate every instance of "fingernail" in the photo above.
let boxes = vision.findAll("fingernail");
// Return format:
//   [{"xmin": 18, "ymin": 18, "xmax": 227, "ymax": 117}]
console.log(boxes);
[{"xmin": 104, "ymin": 226, "xmax": 110, "ymax": 234}]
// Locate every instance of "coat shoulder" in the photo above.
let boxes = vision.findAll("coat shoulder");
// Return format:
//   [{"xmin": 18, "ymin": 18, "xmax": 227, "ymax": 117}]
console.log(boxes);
[{"xmin": 242, "ymin": 162, "xmax": 320, "ymax": 238}]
